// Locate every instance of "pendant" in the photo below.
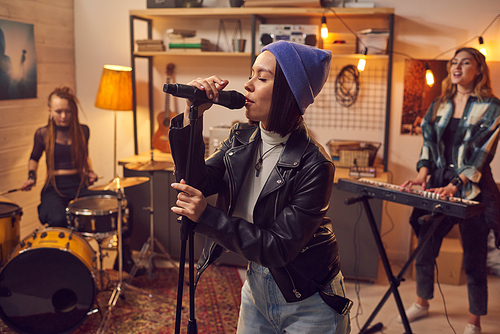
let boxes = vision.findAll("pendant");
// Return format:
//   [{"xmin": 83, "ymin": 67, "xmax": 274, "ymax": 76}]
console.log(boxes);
[{"xmin": 255, "ymin": 159, "xmax": 262, "ymax": 177}]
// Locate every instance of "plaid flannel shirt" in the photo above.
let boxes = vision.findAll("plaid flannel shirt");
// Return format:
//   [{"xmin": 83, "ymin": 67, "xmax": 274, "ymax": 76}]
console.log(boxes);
[{"xmin": 417, "ymin": 96, "xmax": 500, "ymax": 200}]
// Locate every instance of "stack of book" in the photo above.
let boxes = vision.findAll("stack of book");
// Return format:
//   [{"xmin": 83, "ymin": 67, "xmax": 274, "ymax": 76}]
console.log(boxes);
[
  {"xmin": 136, "ymin": 39, "xmax": 165, "ymax": 51},
  {"xmin": 168, "ymin": 37, "xmax": 211, "ymax": 52},
  {"xmin": 244, "ymin": 0, "xmax": 321, "ymax": 7}
]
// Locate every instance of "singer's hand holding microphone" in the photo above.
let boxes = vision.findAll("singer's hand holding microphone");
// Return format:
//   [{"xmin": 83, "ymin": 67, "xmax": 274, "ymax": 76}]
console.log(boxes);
[{"xmin": 163, "ymin": 75, "xmax": 246, "ymax": 126}]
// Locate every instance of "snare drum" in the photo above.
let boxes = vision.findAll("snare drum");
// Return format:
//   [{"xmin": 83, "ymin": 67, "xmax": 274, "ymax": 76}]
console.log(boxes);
[
  {"xmin": 66, "ymin": 195, "xmax": 128, "ymax": 236},
  {"xmin": 0, "ymin": 227, "xmax": 96, "ymax": 334},
  {"xmin": 0, "ymin": 200, "xmax": 22, "ymax": 266}
]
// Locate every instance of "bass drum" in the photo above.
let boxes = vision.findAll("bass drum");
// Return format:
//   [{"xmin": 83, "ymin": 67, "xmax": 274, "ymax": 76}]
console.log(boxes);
[
  {"xmin": 0, "ymin": 200, "xmax": 22, "ymax": 266},
  {"xmin": 0, "ymin": 227, "xmax": 96, "ymax": 334}
]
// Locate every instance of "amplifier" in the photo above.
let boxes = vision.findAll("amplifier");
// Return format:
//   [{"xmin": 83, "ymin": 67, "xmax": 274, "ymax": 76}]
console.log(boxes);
[{"xmin": 259, "ymin": 24, "xmax": 319, "ymax": 48}]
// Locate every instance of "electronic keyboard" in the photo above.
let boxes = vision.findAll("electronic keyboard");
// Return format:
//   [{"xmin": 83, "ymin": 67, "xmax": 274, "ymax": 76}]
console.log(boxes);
[{"xmin": 338, "ymin": 178, "xmax": 485, "ymax": 219}]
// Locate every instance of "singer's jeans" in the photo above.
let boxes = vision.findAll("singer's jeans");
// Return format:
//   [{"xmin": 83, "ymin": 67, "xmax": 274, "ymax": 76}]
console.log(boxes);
[
  {"xmin": 236, "ymin": 262, "xmax": 350, "ymax": 334},
  {"xmin": 410, "ymin": 208, "xmax": 489, "ymax": 316}
]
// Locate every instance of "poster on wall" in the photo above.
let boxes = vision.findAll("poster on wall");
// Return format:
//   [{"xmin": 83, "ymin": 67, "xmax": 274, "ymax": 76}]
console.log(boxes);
[
  {"xmin": 400, "ymin": 59, "xmax": 447, "ymax": 135},
  {"xmin": 0, "ymin": 19, "xmax": 37, "ymax": 100}
]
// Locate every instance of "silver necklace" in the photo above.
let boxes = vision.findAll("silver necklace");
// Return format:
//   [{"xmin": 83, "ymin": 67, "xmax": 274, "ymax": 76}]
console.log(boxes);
[{"xmin": 255, "ymin": 142, "xmax": 284, "ymax": 177}]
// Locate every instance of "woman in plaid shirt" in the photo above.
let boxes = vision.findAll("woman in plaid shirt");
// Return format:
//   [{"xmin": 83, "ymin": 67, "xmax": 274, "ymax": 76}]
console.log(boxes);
[{"xmin": 401, "ymin": 48, "xmax": 500, "ymax": 334}]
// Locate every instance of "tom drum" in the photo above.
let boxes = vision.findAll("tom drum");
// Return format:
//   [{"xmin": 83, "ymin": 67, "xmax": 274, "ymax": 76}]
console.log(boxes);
[{"xmin": 66, "ymin": 195, "xmax": 128, "ymax": 236}]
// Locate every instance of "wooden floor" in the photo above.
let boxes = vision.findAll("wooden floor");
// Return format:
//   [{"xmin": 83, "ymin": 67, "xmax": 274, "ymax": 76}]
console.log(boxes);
[
  {"xmin": 120, "ymin": 246, "xmax": 500, "ymax": 334},
  {"xmin": 236, "ymin": 262, "xmax": 500, "ymax": 334}
]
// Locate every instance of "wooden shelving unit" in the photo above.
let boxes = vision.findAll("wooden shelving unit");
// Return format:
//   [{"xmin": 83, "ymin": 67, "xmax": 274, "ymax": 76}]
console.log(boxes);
[{"xmin": 129, "ymin": 7, "xmax": 394, "ymax": 171}]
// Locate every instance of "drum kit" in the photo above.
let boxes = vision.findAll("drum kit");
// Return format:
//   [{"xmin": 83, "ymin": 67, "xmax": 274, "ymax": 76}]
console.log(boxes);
[{"xmin": 0, "ymin": 157, "xmax": 176, "ymax": 334}]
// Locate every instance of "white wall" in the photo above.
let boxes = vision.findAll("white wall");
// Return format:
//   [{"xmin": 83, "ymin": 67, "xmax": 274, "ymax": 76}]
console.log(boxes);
[{"xmin": 74, "ymin": 0, "xmax": 500, "ymax": 264}]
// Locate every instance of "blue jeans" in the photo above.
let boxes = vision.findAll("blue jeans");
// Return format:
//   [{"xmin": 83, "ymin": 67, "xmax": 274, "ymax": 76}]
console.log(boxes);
[
  {"xmin": 411, "ymin": 211, "xmax": 489, "ymax": 316},
  {"xmin": 236, "ymin": 262, "xmax": 351, "ymax": 334}
]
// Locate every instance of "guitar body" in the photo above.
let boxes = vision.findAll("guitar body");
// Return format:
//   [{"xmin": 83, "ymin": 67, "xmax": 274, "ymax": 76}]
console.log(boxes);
[
  {"xmin": 152, "ymin": 63, "xmax": 176, "ymax": 153},
  {"xmin": 152, "ymin": 110, "xmax": 176, "ymax": 153}
]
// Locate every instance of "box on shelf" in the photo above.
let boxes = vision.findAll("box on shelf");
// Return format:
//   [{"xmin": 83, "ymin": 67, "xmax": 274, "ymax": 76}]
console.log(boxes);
[
  {"xmin": 322, "ymin": 32, "xmax": 356, "ymax": 55},
  {"xmin": 357, "ymin": 28, "xmax": 389, "ymax": 55},
  {"xmin": 411, "ymin": 236, "xmax": 466, "ymax": 286},
  {"xmin": 327, "ymin": 140, "xmax": 381, "ymax": 167}
]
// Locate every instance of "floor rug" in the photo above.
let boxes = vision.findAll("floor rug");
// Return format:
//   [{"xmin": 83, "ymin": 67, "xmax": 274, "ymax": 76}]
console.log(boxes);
[{"xmin": 0, "ymin": 265, "xmax": 242, "ymax": 334}]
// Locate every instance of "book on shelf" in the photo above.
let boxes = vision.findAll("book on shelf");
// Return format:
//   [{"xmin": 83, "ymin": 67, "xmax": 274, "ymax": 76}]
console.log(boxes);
[
  {"xmin": 168, "ymin": 37, "xmax": 209, "ymax": 45},
  {"xmin": 169, "ymin": 43, "xmax": 208, "ymax": 49},
  {"xmin": 357, "ymin": 28, "xmax": 389, "ymax": 35},
  {"xmin": 168, "ymin": 38, "xmax": 210, "ymax": 51},
  {"xmin": 166, "ymin": 28, "xmax": 197, "ymax": 38},
  {"xmin": 244, "ymin": 0, "xmax": 321, "ymax": 7},
  {"xmin": 136, "ymin": 39, "xmax": 166, "ymax": 51}
]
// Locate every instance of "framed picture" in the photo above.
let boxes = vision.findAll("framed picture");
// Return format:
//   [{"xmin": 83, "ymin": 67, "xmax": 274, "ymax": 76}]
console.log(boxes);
[
  {"xmin": 400, "ymin": 59, "xmax": 447, "ymax": 135},
  {"xmin": 0, "ymin": 19, "xmax": 37, "ymax": 100}
]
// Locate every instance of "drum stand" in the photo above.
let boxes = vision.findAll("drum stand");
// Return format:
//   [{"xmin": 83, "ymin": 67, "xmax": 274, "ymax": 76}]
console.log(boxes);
[
  {"xmin": 96, "ymin": 188, "xmax": 152, "ymax": 334},
  {"xmin": 127, "ymin": 169, "xmax": 178, "ymax": 282},
  {"xmin": 93, "ymin": 234, "xmax": 113, "ymax": 291}
]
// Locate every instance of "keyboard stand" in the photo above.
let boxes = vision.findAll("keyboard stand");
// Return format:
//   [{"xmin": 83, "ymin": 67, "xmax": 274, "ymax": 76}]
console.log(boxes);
[{"xmin": 345, "ymin": 194, "xmax": 446, "ymax": 334}]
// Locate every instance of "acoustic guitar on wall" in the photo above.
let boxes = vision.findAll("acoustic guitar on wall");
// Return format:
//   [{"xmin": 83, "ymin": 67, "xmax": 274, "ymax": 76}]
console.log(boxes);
[{"xmin": 152, "ymin": 63, "xmax": 177, "ymax": 153}]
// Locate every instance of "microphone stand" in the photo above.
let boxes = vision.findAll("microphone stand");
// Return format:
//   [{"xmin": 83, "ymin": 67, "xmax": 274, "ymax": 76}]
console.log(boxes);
[{"xmin": 174, "ymin": 102, "xmax": 201, "ymax": 334}]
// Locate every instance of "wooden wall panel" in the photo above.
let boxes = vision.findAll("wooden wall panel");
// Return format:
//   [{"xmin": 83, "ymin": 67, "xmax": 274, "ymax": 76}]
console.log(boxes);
[{"xmin": 0, "ymin": 0, "xmax": 75, "ymax": 240}]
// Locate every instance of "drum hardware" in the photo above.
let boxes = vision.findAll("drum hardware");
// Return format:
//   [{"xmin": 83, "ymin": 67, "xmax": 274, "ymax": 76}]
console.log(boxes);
[
  {"xmin": 91, "ymin": 232, "xmax": 116, "ymax": 292},
  {"xmin": 125, "ymin": 157, "xmax": 179, "ymax": 282},
  {"xmin": 96, "ymin": 181, "xmax": 152, "ymax": 334}
]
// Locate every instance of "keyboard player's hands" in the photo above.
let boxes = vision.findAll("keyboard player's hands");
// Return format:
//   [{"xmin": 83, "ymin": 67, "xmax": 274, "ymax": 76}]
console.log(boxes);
[
  {"xmin": 401, "ymin": 167, "xmax": 429, "ymax": 191},
  {"xmin": 428, "ymin": 183, "xmax": 458, "ymax": 198}
]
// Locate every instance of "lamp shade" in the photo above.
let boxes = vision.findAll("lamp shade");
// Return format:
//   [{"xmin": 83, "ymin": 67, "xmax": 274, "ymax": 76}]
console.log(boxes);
[{"xmin": 95, "ymin": 65, "xmax": 133, "ymax": 111}]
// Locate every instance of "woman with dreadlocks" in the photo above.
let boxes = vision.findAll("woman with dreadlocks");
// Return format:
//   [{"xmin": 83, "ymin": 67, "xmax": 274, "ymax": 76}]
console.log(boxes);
[{"xmin": 21, "ymin": 86, "xmax": 102, "ymax": 227}]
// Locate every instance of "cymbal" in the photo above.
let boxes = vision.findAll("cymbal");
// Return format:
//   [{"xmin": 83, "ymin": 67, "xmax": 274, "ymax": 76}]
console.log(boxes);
[
  {"xmin": 125, "ymin": 160, "xmax": 174, "ymax": 171},
  {"xmin": 90, "ymin": 176, "xmax": 149, "ymax": 191}
]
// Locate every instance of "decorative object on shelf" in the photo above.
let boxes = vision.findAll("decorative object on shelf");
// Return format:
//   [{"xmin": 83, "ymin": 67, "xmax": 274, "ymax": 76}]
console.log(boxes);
[
  {"xmin": 136, "ymin": 39, "xmax": 165, "ymax": 52},
  {"xmin": 259, "ymin": 24, "xmax": 318, "ymax": 49},
  {"xmin": 147, "ymin": 0, "xmax": 183, "ymax": 8},
  {"xmin": 216, "ymin": 19, "xmax": 245, "ymax": 53},
  {"xmin": 357, "ymin": 28, "xmax": 389, "ymax": 55},
  {"xmin": 182, "ymin": 0, "xmax": 203, "ymax": 7},
  {"xmin": 229, "ymin": 0, "xmax": 244, "ymax": 7}
]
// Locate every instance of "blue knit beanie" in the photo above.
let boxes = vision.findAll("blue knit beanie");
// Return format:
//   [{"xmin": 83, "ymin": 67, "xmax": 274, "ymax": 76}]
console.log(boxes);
[{"xmin": 262, "ymin": 40, "xmax": 332, "ymax": 114}]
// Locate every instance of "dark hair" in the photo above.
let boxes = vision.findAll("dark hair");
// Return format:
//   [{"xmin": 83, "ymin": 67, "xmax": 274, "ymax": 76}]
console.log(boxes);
[{"xmin": 265, "ymin": 60, "xmax": 303, "ymax": 137}]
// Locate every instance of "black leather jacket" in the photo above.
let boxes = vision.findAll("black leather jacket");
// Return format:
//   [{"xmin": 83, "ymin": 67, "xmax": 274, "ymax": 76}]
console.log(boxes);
[{"xmin": 169, "ymin": 114, "xmax": 340, "ymax": 302}]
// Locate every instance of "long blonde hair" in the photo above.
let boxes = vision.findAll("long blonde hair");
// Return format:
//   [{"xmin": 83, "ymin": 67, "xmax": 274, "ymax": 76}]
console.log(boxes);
[
  {"xmin": 44, "ymin": 86, "xmax": 90, "ymax": 191},
  {"xmin": 433, "ymin": 48, "xmax": 494, "ymax": 118}
]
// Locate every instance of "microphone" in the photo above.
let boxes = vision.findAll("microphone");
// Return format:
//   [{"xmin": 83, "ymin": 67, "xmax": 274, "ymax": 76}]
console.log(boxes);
[{"xmin": 163, "ymin": 83, "xmax": 246, "ymax": 109}]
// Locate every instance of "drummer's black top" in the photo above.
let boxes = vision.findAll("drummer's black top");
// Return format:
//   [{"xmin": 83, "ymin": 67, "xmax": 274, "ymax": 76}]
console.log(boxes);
[{"xmin": 29, "ymin": 124, "xmax": 90, "ymax": 170}]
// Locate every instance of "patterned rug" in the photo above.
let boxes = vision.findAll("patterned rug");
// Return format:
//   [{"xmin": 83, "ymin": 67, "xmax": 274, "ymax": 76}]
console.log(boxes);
[{"xmin": 0, "ymin": 265, "xmax": 243, "ymax": 334}]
